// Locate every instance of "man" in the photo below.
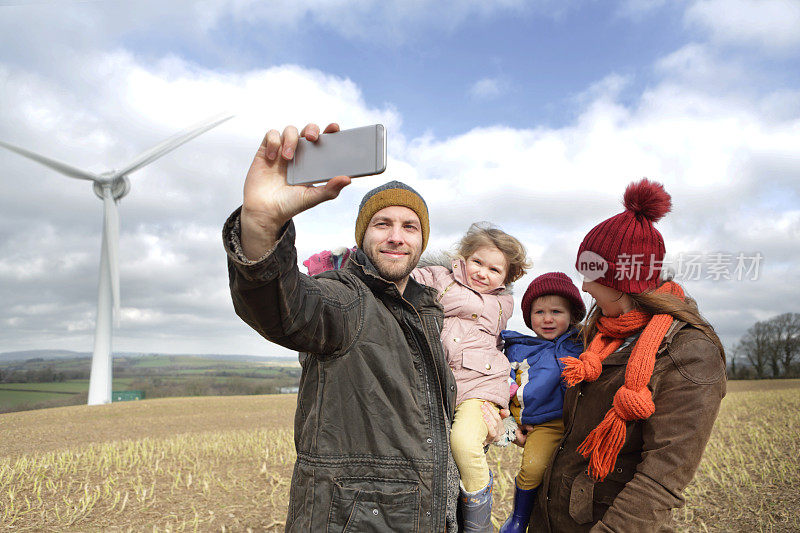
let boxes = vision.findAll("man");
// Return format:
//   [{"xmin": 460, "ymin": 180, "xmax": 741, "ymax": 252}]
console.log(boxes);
[{"xmin": 222, "ymin": 123, "xmax": 460, "ymax": 531}]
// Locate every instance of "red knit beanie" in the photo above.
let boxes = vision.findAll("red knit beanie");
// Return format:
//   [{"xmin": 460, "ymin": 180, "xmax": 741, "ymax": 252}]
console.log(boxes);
[
  {"xmin": 576, "ymin": 179, "xmax": 671, "ymax": 294},
  {"xmin": 521, "ymin": 272, "xmax": 586, "ymax": 329}
]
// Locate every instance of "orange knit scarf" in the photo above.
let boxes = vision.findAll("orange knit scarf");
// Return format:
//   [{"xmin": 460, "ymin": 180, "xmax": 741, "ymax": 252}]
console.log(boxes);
[{"xmin": 560, "ymin": 281, "xmax": 684, "ymax": 481}]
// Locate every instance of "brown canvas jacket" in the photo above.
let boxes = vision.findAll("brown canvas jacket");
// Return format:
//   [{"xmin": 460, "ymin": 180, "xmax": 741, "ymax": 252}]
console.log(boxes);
[
  {"xmin": 531, "ymin": 320, "xmax": 726, "ymax": 533},
  {"xmin": 223, "ymin": 209, "xmax": 459, "ymax": 532}
]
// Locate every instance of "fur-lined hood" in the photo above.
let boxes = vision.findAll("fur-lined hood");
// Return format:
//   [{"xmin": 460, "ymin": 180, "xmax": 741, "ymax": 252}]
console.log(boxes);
[{"xmin": 417, "ymin": 251, "xmax": 514, "ymax": 295}]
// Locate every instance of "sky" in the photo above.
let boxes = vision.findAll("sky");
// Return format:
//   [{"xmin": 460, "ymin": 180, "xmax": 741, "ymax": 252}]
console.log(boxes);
[{"xmin": 1, "ymin": 0, "xmax": 799, "ymax": 359}]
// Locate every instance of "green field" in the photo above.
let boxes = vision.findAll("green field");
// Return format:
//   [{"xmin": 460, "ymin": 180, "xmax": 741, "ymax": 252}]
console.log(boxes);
[
  {"xmin": 0, "ymin": 379, "xmax": 137, "ymax": 409},
  {"xmin": 0, "ymin": 379, "xmax": 134, "ymax": 394},
  {"xmin": 0, "ymin": 380, "xmax": 797, "ymax": 531},
  {"xmin": 0, "ymin": 389, "xmax": 66, "ymax": 405},
  {"xmin": 0, "ymin": 355, "xmax": 300, "ymax": 413}
]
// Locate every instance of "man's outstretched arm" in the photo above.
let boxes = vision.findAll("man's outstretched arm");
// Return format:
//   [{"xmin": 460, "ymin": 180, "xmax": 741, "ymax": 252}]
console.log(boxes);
[
  {"xmin": 225, "ymin": 123, "xmax": 360, "ymax": 357},
  {"xmin": 240, "ymin": 123, "xmax": 351, "ymax": 259}
]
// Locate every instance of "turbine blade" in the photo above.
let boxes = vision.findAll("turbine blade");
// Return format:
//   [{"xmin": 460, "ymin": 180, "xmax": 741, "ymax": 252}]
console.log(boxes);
[
  {"xmin": 112, "ymin": 113, "xmax": 234, "ymax": 179},
  {"xmin": 102, "ymin": 188, "xmax": 121, "ymax": 324},
  {"xmin": 0, "ymin": 140, "xmax": 101, "ymax": 182}
]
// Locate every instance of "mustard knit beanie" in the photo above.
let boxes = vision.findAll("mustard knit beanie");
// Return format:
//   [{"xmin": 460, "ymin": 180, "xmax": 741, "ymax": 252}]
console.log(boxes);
[{"xmin": 354, "ymin": 180, "xmax": 429, "ymax": 251}]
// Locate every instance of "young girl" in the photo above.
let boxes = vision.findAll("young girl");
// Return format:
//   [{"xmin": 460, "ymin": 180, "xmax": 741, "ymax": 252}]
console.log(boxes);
[
  {"xmin": 305, "ymin": 222, "xmax": 530, "ymax": 531},
  {"xmin": 410, "ymin": 222, "xmax": 529, "ymax": 532},
  {"xmin": 497, "ymin": 272, "xmax": 586, "ymax": 533}
]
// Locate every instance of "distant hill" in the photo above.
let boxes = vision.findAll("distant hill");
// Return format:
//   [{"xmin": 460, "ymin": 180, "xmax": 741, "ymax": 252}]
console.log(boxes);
[
  {"xmin": 0, "ymin": 349, "xmax": 297, "ymax": 365},
  {"xmin": 0, "ymin": 349, "xmax": 89, "ymax": 363},
  {"xmin": 1, "ymin": 352, "xmax": 301, "ymax": 414}
]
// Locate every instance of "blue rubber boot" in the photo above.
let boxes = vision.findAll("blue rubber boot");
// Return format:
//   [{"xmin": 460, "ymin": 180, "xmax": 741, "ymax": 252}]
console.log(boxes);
[
  {"xmin": 459, "ymin": 471, "xmax": 494, "ymax": 532},
  {"xmin": 498, "ymin": 479, "xmax": 537, "ymax": 533}
]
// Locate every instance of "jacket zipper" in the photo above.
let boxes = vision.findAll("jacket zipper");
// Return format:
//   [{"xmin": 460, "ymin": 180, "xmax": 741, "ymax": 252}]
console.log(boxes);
[
  {"xmin": 436, "ymin": 280, "xmax": 457, "ymax": 303},
  {"xmin": 350, "ymin": 255, "xmax": 450, "ymax": 530},
  {"xmin": 402, "ymin": 294, "xmax": 449, "ymax": 532}
]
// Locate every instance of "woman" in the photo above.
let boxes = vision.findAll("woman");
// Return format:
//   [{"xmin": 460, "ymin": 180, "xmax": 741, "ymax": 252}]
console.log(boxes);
[{"xmin": 489, "ymin": 178, "xmax": 726, "ymax": 532}]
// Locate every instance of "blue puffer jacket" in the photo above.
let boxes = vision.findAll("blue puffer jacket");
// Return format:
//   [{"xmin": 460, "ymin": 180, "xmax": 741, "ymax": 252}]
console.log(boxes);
[{"xmin": 502, "ymin": 328, "xmax": 583, "ymax": 426}]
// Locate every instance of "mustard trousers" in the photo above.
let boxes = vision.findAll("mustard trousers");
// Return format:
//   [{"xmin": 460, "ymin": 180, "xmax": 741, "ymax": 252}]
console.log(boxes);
[
  {"xmin": 450, "ymin": 399, "xmax": 499, "ymax": 492},
  {"xmin": 516, "ymin": 417, "xmax": 565, "ymax": 490}
]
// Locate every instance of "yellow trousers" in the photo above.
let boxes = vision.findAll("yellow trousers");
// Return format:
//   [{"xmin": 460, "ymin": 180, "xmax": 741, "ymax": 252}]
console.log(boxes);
[
  {"xmin": 516, "ymin": 417, "xmax": 565, "ymax": 490},
  {"xmin": 450, "ymin": 399, "xmax": 499, "ymax": 492}
]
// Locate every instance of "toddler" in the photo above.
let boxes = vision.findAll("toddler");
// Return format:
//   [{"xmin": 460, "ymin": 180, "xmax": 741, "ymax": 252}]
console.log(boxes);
[
  {"xmin": 498, "ymin": 272, "xmax": 586, "ymax": 533},
  {"xmin": 411, "ymin": 222, "xmax": 529, "ymax": 531}
]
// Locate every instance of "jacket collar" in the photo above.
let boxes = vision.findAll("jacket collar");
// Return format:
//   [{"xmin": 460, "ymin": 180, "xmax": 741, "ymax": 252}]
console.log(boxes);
[
  {"xmin": 346, "ymin": 248, "xmax": 391, "ymax": 292},
  {"xmin": 346, "ymin": 248, "xmax": 440, "ymax": 313}
]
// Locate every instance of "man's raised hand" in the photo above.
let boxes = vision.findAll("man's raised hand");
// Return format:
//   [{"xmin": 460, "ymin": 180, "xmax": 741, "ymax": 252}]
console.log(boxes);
[{"xmin": 240, "ymin": 123, "xmax": 351, "ymax": 260}]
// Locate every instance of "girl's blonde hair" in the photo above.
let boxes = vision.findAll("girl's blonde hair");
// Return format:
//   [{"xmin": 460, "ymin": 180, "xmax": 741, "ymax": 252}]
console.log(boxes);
[
  {"xmin": 580, "ymin": 285, "xmax": 725, "ymax": 359},
  {"xmin": 457, "ymin": 222, "xmax": 531, "ymax": 284}
]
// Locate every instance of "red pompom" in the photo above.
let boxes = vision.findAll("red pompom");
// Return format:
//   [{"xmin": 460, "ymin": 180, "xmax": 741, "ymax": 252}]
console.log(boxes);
[{"xmin": 622, "ymin": 178, "xmax": 671, "ymax": 222}]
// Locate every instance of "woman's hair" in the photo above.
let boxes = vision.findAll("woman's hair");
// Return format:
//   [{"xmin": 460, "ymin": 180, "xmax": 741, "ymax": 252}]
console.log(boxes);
[
  {"xmin": 457, "ymin": 222, "xmax": 531, "ymax": 284},
  {"xmin": 580, "ymin": 285, "xmax": 726, "ymax": 360}
]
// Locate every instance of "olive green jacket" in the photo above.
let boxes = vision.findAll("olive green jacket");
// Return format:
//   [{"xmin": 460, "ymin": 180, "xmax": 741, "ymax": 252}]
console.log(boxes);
[{"xmin": 223, "ymin": 209, "xmax": 459, "ymax": 532}]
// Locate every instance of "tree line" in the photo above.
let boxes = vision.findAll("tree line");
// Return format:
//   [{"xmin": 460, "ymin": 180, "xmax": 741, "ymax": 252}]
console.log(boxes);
[
  {"xmin": 729, "ymin": 312, "xmax": 799, "ymax": 379},
  {"xmin": 0, "ymin": 366, "xmax": 87, "ymax": 383}
]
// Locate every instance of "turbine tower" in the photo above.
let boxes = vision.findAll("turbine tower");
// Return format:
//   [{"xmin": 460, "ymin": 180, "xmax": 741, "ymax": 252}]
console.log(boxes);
[{"xmin": 0, "ymin": 114, "xmax": 233, "ymax": 405}]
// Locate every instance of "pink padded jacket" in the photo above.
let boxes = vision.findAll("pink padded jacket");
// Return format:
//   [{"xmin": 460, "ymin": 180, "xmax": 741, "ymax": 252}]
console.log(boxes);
[{"xmin": 412, "ymin": 259, "xmax": 513, "ymax": 408}]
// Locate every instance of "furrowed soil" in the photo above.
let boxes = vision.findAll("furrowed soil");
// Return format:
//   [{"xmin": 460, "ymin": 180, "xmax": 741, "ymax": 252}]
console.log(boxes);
[{"xmin": 1, "ymin": 381, "xmax": 798, "ymax": 532}]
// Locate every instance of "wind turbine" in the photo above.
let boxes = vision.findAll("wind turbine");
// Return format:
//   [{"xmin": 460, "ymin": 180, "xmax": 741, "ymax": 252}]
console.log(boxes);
[{"xmin": 0, "ymin": 113, "xmax": 233, "ymax": 405}]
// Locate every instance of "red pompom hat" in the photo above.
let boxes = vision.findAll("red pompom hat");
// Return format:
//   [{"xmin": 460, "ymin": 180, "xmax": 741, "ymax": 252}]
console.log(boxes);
[
  {"xmin": 575, "ymin": 179, "xmax": 672, "ymax": 294},
  {"xmin": 521, "ymin": 272, "xmax": 586, "ymax": 329}
]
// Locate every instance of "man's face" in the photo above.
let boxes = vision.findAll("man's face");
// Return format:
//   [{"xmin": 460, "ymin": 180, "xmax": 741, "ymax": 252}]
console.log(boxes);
[{"xmin": 362, "ymin": 206, "xmax": 424, "ymax": 283}]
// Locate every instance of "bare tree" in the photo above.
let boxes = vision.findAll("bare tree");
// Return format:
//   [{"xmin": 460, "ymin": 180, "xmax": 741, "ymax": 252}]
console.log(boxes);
[
  {"xmin": 727, "ymin": 344, "xmax": 738, "ymax": 378},
  {"xmin": 728, "ymin": 343, "xmax": 745, "ymax": 379},
  {"xmin": 769, "ymin": 313, "xmax": 800, "ymax": 377},
  {"xmin": 740, "ymin": 321, "xmax": 772, "ymax": 379}
]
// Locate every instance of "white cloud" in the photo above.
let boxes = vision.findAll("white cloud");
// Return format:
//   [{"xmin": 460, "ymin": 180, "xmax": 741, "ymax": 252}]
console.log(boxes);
[
  {"xmin": 685, "ymin": 0, "xmax": 800, "ymax": 53},
  {"xmin": 1, "ymin": 0, "xmax": 799, "ymax": 358},
  {"xmin": 3, "ymin": 42, "xmax": 800, "ymax": 354},
  {"xmin": 0, "ymin": 51, "xmax": 400, "ymax": 356},
  {"xmin": 403, "ymin": 57, "xmax": 800, "ymax": 346},
  {"xmin": 571, "ymin": 73, "xmax": 633, "ymax": 107},
  {"xmin": 0, "ymin": 0, "xmax": 538, "ymax": 63},
  {"xmin": 653, "ymin": 43, "xmax": 746, "ymax": 88},
  {"xmin": 469, "ymin": 78, "xmax": 508, "ymax": 100}
]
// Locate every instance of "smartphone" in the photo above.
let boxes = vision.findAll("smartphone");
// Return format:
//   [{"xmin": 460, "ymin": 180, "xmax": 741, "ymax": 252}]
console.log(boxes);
[{"xmin": 287, "ymin": 124, "xmax": 386, "ymax": 185}]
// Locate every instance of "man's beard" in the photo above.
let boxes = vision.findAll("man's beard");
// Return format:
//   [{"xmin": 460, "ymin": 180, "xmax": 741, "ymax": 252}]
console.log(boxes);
[{"xmin": 365, "ymin": 247, "xmax": 421, "ymax": 283}]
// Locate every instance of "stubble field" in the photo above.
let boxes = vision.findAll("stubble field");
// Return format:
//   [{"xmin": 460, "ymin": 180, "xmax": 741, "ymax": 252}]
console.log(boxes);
[{"xmin": 1, "ymin": 380, "xmax": 798, "ymax": 532}]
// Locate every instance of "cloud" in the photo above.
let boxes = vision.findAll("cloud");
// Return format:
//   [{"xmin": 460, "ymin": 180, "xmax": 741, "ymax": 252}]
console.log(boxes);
[
  {"xmin": 653, "ymin": 43, "xmax": 746, "ymax": 89},
  {"xmin": 2, "ymin": 0, "xmax": 799, "ymax": 357},
  {"xmin": 571, "ymin": 73, "xmax": 633, "ymax": 107},
  {"xmin": 0, "ymin": 52, "xmax": 399, "ymax": 356},
  {"xmin": 403, "ymin": 52, "xmax": 800, "ymax": 347},
  {"xmin": 469, "ymin": 78, "xmax": 508, "ymax": 100},
  {"xmin": 0, "ymin": 0, "xmax": 536, "ymax": 66},
  {"xmin": 685, "ymin": 0, "xmax": 800, "ymax": 53}
]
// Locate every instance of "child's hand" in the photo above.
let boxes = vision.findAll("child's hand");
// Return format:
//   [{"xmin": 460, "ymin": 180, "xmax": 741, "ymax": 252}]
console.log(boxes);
[
  {"xmin": 514, "ymin": 424, "xmax": 535, "ymax": 447},
  {"xmin": 481, "ymin": 404, "xmax": 515, "ymax": 446}
]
